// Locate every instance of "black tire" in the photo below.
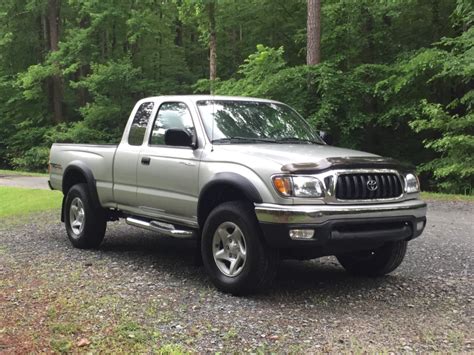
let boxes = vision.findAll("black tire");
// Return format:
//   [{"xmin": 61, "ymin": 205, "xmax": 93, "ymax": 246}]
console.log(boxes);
[
  {"xmin": 336, "ymin": 240, "xmax": 408, "ymax": 276},
  {"xmin": 201, "ymin": 201, "xmax": 278, "ymax": 295},
  {"xmin": 64, "ymin": 183, "xmax": 106, "ymax": 249}
]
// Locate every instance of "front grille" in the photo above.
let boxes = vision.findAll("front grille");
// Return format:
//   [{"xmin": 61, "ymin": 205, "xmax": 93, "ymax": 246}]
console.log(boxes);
[{"xmin": 335, "ymin": 173, "xmax": 403, "ymax": 200}]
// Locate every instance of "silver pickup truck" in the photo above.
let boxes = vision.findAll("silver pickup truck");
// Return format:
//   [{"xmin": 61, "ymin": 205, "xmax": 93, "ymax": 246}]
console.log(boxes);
[{"xmin": 49, "ymin": 95, "xmax": 427, "ymax": 295}]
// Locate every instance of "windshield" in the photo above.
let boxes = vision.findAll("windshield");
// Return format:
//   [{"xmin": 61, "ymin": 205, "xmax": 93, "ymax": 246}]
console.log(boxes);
[{"xmin": 196, "ymin": 100, "xmax": 324, "ymax": 144}]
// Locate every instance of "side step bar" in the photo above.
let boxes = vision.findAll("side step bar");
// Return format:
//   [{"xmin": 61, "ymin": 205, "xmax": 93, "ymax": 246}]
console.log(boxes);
[{"xmin": 126, "ymin": 217, "xmax": 195, "ymax": 239}]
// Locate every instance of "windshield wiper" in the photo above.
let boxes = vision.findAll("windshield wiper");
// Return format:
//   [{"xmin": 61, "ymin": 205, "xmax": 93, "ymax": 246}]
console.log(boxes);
[
  {"xmin": 277, "ymin": 137, "xmax": 324, "ymax": 145},
  {"xmin": 212, "ymin": 136, "xmax": 277, "ymax": 144}
]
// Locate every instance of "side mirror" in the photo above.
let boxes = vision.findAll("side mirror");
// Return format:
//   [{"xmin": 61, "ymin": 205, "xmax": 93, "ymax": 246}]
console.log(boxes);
[
  {"xmin": 319, "ymin": 131, "xmax": 334, "ymax": 145},
  {"xmin": 164, "ymin": 129, "xmax": 195, "ymax": 148}
]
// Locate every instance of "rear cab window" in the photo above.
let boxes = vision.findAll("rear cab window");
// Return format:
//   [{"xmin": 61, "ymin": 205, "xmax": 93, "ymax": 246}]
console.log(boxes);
[{"xmin": 128, "ymin": 102, "xmax": 155, "ymax": 146}]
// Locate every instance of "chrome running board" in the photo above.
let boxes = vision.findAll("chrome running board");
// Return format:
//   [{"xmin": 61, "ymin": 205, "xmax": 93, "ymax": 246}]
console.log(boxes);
[{"xmin": 126, "ymin": 217, "xmax": 195, "ymax": 239}]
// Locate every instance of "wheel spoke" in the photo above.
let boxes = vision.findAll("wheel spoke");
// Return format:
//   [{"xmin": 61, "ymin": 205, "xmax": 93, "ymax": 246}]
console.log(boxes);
[
  {"xmin": 231, "ymin": 231, "xmax": 246, "ymax": 256},
  {"xmin": 217, "ymin": 227, "xmax": 229, "ymax": 245},
  {"xmin": 214, "ymin": 249, "xmax": 228, "ymax": 261},
  {"xmin": 228, "ymin": 258, "xmax": 238, "ymax": 275},
  {"xmin": 228, "ymin": 255, "xmax": 241, "ymax": 275},
  {"xmin": 238, "ymin": 242, "xmax": 246, "ymax": 257},
  {"xmin": 229, "ymin": 228, "xmax": 240, "ymax": 240},
  {"xmin": 70, "ymin": 205, "xmax": 78, "ymax": 217}
]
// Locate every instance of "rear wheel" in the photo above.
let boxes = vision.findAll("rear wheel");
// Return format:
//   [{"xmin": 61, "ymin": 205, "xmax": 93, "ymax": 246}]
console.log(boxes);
[
  {"xmin": 201, "ymin": 201, "xmax": 278, "ymax": 295},
  {"xmin": 336, "ymin": 240, "xmax": 407, "ymax": 276},
  {"xmin": 64, "ymin": 183, "xmax": 106, "ymax": 249}
]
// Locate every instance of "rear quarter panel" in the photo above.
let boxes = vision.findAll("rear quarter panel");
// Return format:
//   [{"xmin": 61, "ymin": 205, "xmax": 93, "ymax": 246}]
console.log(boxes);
[{"xmin": 49, "ymin": 144, "xmax": 117, "ymax": 206}]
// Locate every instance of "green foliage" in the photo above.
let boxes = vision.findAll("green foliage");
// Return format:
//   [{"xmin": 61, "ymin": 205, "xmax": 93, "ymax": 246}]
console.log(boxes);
[
  {"xmin": 214, "ymin": 45, "xmax": 287, "ymax": 96},
  {"xmin": 0, "ymin": 0, "xmax": 471, "ymax": 192},
  {"xmin": 12, "ymin": 146, "xmax": 50, "ymax": 172},
  {"xmin": 72, "ymin": 58, "xmax": 146, "ymax": 142},
  {"xmin": 377, "ymin": 24, "xmax": 474, "ymax": 192}
]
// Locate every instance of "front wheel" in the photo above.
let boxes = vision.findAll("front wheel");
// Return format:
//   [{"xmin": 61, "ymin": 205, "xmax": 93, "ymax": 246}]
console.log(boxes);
[
  {"xmin": 201, "ymin": 201, "xmax": 278, "ymax": 295},
  {"xmin": 64, "ymin": 183, "xmax": 106, "ymax": 249},
  {"xmin": 336, "ymin": 240, "xmax": 408, "ymax": 276}
]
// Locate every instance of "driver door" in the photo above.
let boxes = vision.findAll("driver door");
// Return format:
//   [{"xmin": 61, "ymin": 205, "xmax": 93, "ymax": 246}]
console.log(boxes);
[{"xmin": 136, "ymin": 101, "xmax": 201, "ymax": 225}]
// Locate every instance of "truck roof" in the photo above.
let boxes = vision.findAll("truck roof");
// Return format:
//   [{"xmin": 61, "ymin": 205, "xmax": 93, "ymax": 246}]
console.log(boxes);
[{"xmin": 139, "ymin": 95, "xmax": 282, "ymax": 104}]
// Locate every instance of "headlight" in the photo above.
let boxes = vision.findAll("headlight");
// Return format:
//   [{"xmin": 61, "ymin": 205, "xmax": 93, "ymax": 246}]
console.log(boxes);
[
  {"xmin": 404, "ymin": 173, "xmax": 420, "ymax": 193},
  {"xmin": 272, "ymin": 175, "xmax": 324, "ymax": 198},
  {"xmin": 292, "ymin": 176, "xmax": 324, "ymax": 197}
]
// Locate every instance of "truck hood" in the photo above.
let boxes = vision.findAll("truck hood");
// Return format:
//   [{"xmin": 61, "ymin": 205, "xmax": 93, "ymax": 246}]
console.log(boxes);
[{"xmin": 214, "ymin": 143, "xmax": 378, "ymax": 167}]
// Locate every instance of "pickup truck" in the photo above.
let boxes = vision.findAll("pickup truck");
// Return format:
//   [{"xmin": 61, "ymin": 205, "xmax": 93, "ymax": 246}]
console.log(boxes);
[{"xmin": 49, "ymin": 95, "xmax": 427, "ymax": 295}]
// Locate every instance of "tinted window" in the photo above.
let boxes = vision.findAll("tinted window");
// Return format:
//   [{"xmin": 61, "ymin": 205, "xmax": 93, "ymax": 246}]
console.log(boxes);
[
  {"xmin": 150, "ymin": 102, "xmax": 195, "ymax": 146},
  {"xmin": 196, "ymin": 100, "xmax": 322, "ymax": 144},
  {"xmin": 128, "ymin": 102, "xmax": 154, "ymax": 146}
]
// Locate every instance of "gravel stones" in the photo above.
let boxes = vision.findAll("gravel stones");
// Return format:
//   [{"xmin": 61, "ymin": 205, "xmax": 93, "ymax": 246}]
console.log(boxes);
[{"xmin": 0, "ymin": 200, "xmax": 472, "ymax": 352}]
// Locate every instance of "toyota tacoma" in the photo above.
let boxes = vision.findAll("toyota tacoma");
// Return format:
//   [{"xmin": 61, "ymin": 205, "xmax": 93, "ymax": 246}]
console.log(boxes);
[{"xmin": 49, "ymin": 95, "xmax": 427, "ymax": 295}]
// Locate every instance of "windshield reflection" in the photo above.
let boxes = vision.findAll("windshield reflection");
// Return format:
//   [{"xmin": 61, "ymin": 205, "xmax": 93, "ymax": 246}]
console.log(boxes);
[{"xmin": 197, "ymin": 100, "xmax": 323, "ymax": 144}]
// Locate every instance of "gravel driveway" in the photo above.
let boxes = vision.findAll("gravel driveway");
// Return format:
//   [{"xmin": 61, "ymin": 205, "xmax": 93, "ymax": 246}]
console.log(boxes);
[{"xmin": 1, "ymin": 200, "xmax": 472, "ymax": 352}]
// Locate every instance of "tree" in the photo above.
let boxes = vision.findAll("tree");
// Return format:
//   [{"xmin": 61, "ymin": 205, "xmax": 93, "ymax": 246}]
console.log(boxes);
[
  {"xmin": 208, "ymin": 0, "xmax": 217, "ymax": 87},
  {"xmin": 306, "ymin": 0, "xmax": 321, "ymax": 65},
  {"xmin": 47, "ymin": 0, "xmax": 63, "ymax": 123},
  {"xmin": 0, "ymin": 0, "xmax": 471, "ymax": 195}
]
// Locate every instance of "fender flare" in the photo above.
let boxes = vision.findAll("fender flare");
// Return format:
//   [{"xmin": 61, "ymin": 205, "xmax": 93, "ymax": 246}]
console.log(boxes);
[
  {"xmin": 197, "ymin": 172, "xmax": 263, "ymax": 227},
  {"xmin": 61, "ymin": 161, "xmax": 102, "ymax": 221},
  {"xmin": 199, "ymin": 172, "xmax": 263, "ymax": 204}
]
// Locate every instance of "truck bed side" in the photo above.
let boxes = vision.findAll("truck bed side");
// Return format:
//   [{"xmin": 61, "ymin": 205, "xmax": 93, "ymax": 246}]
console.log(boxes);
[{"xmin": 49, "ymin": 143, "xmax": 118, "ymax": 206}]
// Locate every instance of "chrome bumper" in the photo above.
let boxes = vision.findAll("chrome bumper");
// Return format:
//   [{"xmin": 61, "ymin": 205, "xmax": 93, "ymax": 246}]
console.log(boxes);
[{"xmin": 254, "ymin": 199, "xmax": 427, "ymax": 224}]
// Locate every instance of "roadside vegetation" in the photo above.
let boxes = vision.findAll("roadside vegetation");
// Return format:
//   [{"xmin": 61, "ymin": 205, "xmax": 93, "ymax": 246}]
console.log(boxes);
[
  {"xmin": 0, "ymin": 169, "xmax": 48, "ymax": 177},
  {"xmin": 0, "ymin": 186, "xmax": 61, "ymax": 218},
  {"xmin": 421, "ymin": 192, "xmax": 474, "ymax": 202},
  {"xmin": 0, "ymin": 0, "xmax": 472, "ymax": 194}
]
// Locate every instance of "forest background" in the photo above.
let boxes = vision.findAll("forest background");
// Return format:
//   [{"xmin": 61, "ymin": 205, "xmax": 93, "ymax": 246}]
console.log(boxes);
[{"xmin": 0, "ymin": 0, "xmax": 472, "ymax": 193}]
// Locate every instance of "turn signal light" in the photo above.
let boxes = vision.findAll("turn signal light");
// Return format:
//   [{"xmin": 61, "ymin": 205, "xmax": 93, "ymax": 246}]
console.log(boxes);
[{"xmin": 272, "ymin": 176, "xmax": 293, "ymax": 196}]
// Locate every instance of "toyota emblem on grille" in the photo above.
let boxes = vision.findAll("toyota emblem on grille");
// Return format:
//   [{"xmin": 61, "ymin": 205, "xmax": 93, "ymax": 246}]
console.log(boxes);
[{"xmin": 367, "ymin": 179, "xmax": 378, "ymax": 191}]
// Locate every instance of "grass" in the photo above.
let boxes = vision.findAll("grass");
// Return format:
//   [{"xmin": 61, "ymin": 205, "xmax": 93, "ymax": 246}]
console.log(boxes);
[
  {"xmin": 421, "ymin": 191, "xmax": 474, "ymax": 202},
  {"xmin": 0, "ymin": 168, "xmax": 48, "ymax": 177},
  {"xmin": 0, "ymin": 186, "xmax": 62, "ymax": 218}
]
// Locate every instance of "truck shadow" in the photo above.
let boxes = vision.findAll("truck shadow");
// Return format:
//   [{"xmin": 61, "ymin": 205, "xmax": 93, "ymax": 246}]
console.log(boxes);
[{"xmin": 97, "ymin": 224, "xmax": 403, "ymax": 298}]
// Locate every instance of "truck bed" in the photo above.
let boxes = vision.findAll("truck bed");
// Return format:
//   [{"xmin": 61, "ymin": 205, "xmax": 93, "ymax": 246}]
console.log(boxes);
[{"xmin": 49, "ymin": 143, "xmax": 118, "ymax": 205}]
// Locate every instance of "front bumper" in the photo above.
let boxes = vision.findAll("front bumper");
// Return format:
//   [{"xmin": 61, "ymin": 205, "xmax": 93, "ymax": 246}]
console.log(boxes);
[{"xmin": 255, "ymin": 199, "xmax": 427, "ymax": 250}]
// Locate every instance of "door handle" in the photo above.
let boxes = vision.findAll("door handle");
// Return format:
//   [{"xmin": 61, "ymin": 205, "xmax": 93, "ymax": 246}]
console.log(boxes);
[
  {"xmin": 141, "ymin": 157, "xmax": 151, "ymax": 165},
  {"xmin": 178, "ymin": 161, "xmax": 196, "ymax": 167}
]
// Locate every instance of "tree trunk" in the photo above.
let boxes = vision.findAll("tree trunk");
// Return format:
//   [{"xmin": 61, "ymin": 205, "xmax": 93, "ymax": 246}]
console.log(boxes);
[
  {"xmin": 47, "ymin": 0, "xmax": 63, "ymax": 123},
  {"xmin": 208, "ymin": 0, "xmax": 217, "ymax": 92},
  {"xmin": 306, "ymin": 0, "xmax": 321, "ymax": 65},
  {"xmin": 77, "ymin": 16, "xmax": 90, "ymax": 107}
]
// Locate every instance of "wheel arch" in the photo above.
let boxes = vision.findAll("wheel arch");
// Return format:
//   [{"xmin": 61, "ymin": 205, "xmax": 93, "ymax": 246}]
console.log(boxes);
[
  {"xmin": 61, "ymin": 161, "xmax": 101, "ymax": 222},
  {"xmin": 197, "ymin": 172, "xmax": 262, "ymax": 229}
]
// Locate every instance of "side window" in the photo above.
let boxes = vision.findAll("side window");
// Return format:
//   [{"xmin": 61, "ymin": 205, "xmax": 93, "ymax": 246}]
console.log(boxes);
[
  {"xmin": 128, "ymin": 102, "xmax": 154, "ymax": 146},
  {"xmin": 150, "ymin": 102, "xmax": 195, "ymax": 146}
]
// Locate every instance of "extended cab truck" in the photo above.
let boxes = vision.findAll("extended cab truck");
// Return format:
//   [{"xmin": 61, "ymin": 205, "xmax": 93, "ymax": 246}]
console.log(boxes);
[{"xmin": 49, "ymin": 95, "xmax": 427, "ymax": 295}]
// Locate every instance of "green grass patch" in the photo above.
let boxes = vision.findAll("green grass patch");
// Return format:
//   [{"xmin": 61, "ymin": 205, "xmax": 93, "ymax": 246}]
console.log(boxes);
[
  {"xmin": 50, "ymin": 322, "xmax": 80, "ymax": 335},
  {"xmin": 157, "ymin": 343, "xmax": 188, "ymax": 354},
  {"xmin": 0, "ymin": 169, "xmax": 48, "ymax": 177},
  {"xmin": 0, "ymin": 186, "xmax": 62, "ymax": 217},
  {"xmin": 50, "ymin": 338, "xmax": 73, "ymax": 353},
  {"xmin": 421, "ymin": 192, "xmax": 474, "ymax": 202}
]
